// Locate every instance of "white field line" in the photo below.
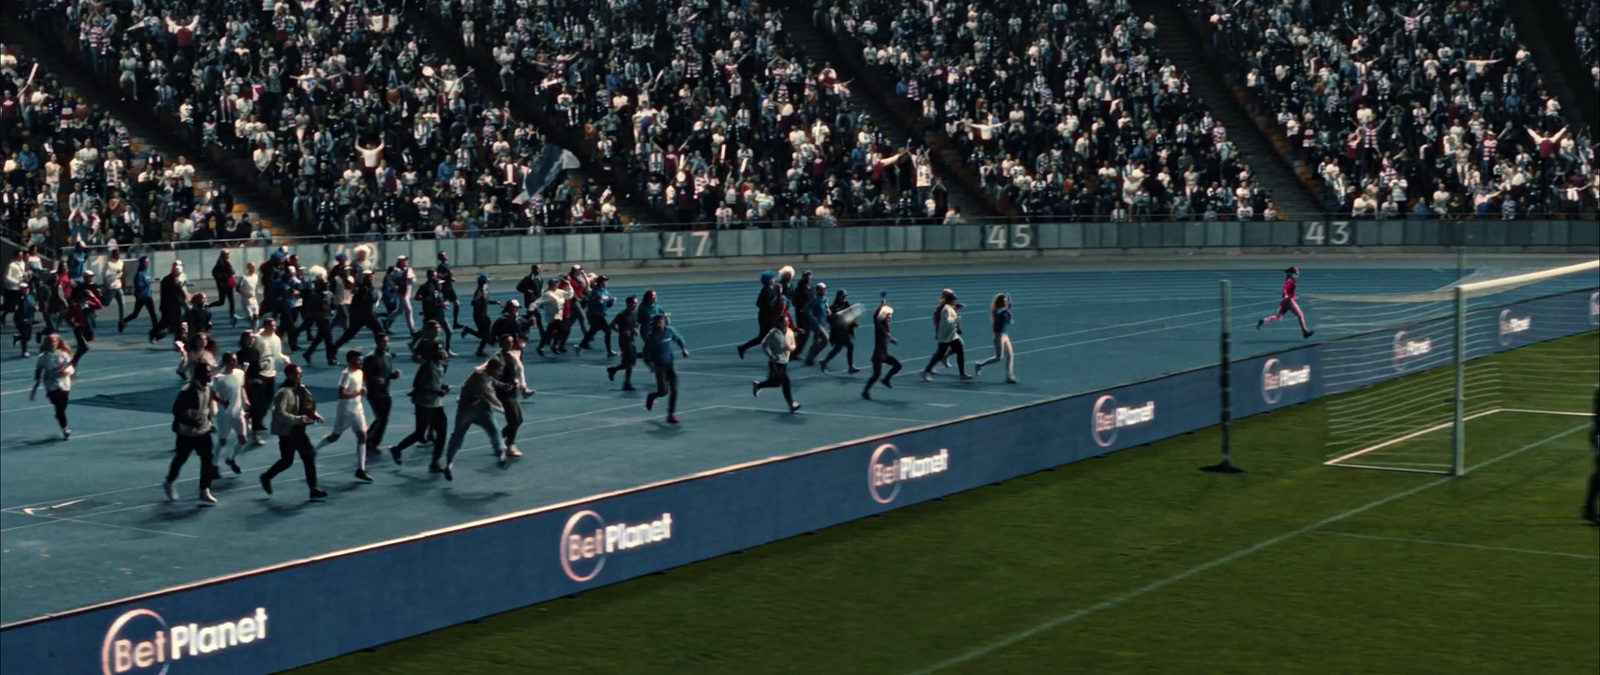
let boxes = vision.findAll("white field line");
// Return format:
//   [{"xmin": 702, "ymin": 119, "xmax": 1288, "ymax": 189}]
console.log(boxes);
[
  {"xmin": 1311, "ymin": 531, "xmax": 1600, "ymax": 560},
  {"xmin": 905, "ymin": 423, "xmax": 1591, "ymax": 675},
  {"xmin": 1324, "ymin": 408, "xmax": 1503, "ymax": 465}
]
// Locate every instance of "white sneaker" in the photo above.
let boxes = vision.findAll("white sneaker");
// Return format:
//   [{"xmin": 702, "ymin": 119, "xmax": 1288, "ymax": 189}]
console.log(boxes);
[
  {"xmin": 506, "ymin": 445, "xmax": 523, "ymax": 458},
  {"xmin": 1006, "ymin": 376, "xmax": 1018, "ymax": 384},
  {"xmin": 922, "ymin": 372, "xmax": 932, "ymax": 382},
  {"xmin": 164, "ymin": 481, "xmax": 179, "ymax": 502}
]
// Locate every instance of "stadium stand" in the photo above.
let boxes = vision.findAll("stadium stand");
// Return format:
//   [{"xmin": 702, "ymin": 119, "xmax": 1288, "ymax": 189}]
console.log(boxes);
[
  {"xmin": 1188, "ymin": 0, "xmax": 1599, "ymax": 220},
  {"xmin": 26, "ymin": 0, "xmax": 608, "ymax": 242},
  {"xmin": 1, "ymin": 44, "xmax": 218, "ymax": 252},
  {"xmin": 815, "ymin": 0, "xmax": 1284, "ymax": 221},
  {"xmin": 434, "ymin": 0, "xmax": 945, "ymax": 227}
]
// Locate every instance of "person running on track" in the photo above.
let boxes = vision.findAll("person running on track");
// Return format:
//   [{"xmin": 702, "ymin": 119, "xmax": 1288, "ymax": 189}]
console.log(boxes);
[{"xmin": 1257, "ymin": 266, "xmax": 1314, "ymax": 339}]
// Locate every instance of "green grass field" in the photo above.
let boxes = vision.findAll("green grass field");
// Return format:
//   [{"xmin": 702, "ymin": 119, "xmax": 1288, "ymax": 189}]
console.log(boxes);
[{"xmin": 293, "ymin": 333, "xmax": 1600, "ymax": 675}]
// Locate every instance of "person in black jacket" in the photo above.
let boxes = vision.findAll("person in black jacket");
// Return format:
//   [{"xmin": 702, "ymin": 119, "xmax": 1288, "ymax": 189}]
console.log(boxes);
[
  {"xmin": 183, "ymin": 292, "xmax": 213, "ymax": 338},
  {"xmin": 515, "ymin": 264, "xmax": 544, "ymax": 328},
  {"xmin": 1583, "ymin": 387, "xmax": 1599, "ymax": 524},
  {"xmin": 388, "ymin": 341, "xmax": 450, "ymax": 468},
  {"xmin": 363, "ymin": 333, "xmax": 402, "ymax": 456},
  {"xmin": 862, "ymin": 296, "xmax": 902, "ymax": 400},
  {"xmin": 492, "ymin": 299, "xmax": 528, "ymax": 343},
  {"xmin": 334, "ymin": 271, "xmax": 387, "ymax": 349},
  {"xmin": 790, "ymin": 270, "xmax": 816, "ymax": 357},
  {"xmin": 300, "ymin": 272, "xmax": 336, "ymax": 365},
  {"xmin": 460, "ymin": 273, "xmax": 500, "ymax": 356},
  {"xmin": 737, "ymin": 270, "xmax": 781, "ymax": 359},
  {"xmin": 152, "ymin": 262, "xmax": 186, "ymax": 342},
  {"xmin": 606, "ymin": 296, "xmax": 640, "ymax": 390},
  {"xmin": 165, "ymin": 363, "xmax": 218, "ymax": 505},
  {"xmin": 415, "ymin": 271, "xmax": 452, "ymax": 355},
  {"xmin": 208, "ymin": 249, "xmax": 237, "ymax": 324},
  {"xmin": 436, "ymin": 251, "xmax": 461, "ymax": 328},
  {"xmin": 236, "ymin": 331, "xmax": 268, "ymax": 445}
]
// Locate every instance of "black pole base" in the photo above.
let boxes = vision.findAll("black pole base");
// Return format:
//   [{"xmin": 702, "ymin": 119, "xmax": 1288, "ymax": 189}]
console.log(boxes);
[{"xmin": 1200, "ymin": 461, "xmax": 1247, "ymax": 474}]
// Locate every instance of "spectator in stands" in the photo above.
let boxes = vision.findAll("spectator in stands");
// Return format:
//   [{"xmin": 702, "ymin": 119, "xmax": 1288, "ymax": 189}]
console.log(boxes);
[{"xmin": 1193, "ymin": 0, "xmax": 1597, "ymax": 219}]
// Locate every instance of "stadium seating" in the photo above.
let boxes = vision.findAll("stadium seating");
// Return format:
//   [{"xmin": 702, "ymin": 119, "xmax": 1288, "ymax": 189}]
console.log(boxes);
[
  {"xmin": 1189, "ymin": 0, "xmax": 1597, "ymax": 219},
  {"xmin": 435, "ymin": 0, "xmax": 919, "ymax": 227},
  {"xmin": 0, "ymin": 44, "xmax": 197, "ymax": 251},
  {"xmin": 814, "ymin": 0, "xmax": 1281, "ymax": 221},
  {"xmin": 33, "ymin": 0, "xmax": 606, "ymax": 242}
]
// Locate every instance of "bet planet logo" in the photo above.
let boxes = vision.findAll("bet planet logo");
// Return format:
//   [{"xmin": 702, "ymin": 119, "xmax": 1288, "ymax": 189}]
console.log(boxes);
[
  {"xmin": 102, "ymin": 607, "xmax": 269, "ymax": 674},
  {"xmin": 1497, "ymin": 309, "xmax": 1531, "ymax": 346},
  {"xmin": 868, "ymin": 443, "xmax": 950, "ymax": 504},
  {"xmin": 1260, "ymin": 358, "xmax": 1312, "ymax": 405},
  {"xmin": 560, "ymin": 510, "xmax": 674, "ymax": 583},
  {"xmin": 1092, "ymin": 395, "xmax": 1156, "ymax": 448},
  {"xmin": 1391, "ymin": 330, "xmax": 1432, "ymax": 372}
]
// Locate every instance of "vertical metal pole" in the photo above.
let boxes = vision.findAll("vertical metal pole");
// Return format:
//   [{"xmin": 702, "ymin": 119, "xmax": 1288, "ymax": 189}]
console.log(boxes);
[
  {"xmin": 1221, "ymin": 279, "xmax": 1232, "ymax": 464},
  {"xmin": 1452, "ymin": 286, "xmax": 1467, "ymax": 476},
  {"xmin": 1203, "ymin": 280, "xmax": 1243, "ymax": 472}
]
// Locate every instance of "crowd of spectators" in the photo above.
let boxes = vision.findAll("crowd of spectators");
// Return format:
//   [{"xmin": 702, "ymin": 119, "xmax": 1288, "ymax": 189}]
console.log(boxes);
[
  {"xmin": 815, "ymin": 0, "xmax": 1282, "ymax": 222},
  {"xmin": 2, "ymin": 44, "xmax": 240, "ymax": 254},
  {"xmin": 1566, "ymin": 0, "xmax": 1600, "ymax": 95},
  {"xmin": 34, "ymin": 0, "xmax": 614, "ymax": 243},
  {"xmin": 1193, "ymin": 0, "xmax": 1599, "ymax": 220},
  {"xmin": 436, "ymin": 0, "xmax": 952, "ymax": 227}
]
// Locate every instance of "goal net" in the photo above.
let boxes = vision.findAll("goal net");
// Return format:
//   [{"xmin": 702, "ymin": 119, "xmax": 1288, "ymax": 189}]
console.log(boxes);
[{"xmin": 1317, "ymin": 260, "xmax": 1599, "ymax": 475}]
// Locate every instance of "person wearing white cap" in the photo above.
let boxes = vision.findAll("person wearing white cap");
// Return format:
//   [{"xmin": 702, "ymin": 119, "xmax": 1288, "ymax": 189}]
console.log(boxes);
[
  {"xmin": 922, "ymin": 289, "xmax": 970, "ymax": 381},
  {"xmin": 862, "ymin": 293, "xmax": 902, "ymax": 399}
]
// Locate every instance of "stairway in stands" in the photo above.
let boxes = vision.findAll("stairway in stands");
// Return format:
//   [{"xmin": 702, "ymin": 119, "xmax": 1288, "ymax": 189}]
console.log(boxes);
[
  {"xmin": 1136, "ymin": 0, "xmax": 1324, "ymax": 219},
  {"xmin": 776, "ymin": 4, "xmax": 1002, "ymax": 219},
  {"xmin": 0, "ymin": 21, "xmax": 289, "ymax": 242},
  {"xmin": 400, "ymin": 5, "xmax": 655, "ymax": 227},
  {"xmin": 1505, "ymin": 0, "xmax": 1598, "ymax": 131}
]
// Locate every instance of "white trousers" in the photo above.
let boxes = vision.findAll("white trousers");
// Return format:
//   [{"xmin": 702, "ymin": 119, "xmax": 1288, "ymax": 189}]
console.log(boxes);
[{"xmin": 976, "ymin": 333, "xmax": 1014, "ymax": 380}]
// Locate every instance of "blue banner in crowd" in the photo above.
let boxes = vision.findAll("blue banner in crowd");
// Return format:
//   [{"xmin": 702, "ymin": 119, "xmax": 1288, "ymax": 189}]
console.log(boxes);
[{"xmin": 2, "ymin": 290, "xmax": 1593, "ymax": 675}]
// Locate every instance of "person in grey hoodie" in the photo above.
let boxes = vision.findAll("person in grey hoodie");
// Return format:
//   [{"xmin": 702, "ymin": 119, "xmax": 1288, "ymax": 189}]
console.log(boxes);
[
  {"xmin": 752, "ymin": 297, "xmax": 802, "ymax": 413},
  {"xmin": 165, "ymin": 362, "xmax": 218, "ymax": 504},
  {"xmin": 442, "ymin": 357, "xmax": 509, "ymax": 481}
]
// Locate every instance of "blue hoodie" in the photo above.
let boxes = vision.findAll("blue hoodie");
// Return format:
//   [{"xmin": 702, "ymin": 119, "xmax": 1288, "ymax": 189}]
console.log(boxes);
[
  {"xmin": 133, "ymin": 265, "xmax": 153, "ymax": 300},
  {"xmin": 67, "ymin": 249, "xmax": 87, "ymax": 279},
  {"xmin": 643, "ymin": 324, "xmax": 686, "ymax": 366},
  {"xmin": 586, "ymin": 287, "xmax": 614, "ymax": 319}
]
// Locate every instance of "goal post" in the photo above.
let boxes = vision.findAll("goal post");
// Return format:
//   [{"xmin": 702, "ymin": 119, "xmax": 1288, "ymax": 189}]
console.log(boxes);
[{"xmin": 1318, "ymin": 260, "xmax": 1599, "ymax": 476}]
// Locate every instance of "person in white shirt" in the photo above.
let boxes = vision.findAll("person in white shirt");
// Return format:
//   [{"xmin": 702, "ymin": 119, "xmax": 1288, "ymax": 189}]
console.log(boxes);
[
  {"xmin": 238, "ymin": 261, "xmax": 260, "ymax": 329},
  {"xmin": 318, "ymin": 349, "xmax": 374, "ymax": 482},
  {"xmin": 211, "ymin": 353, "xmax": 250, "ymax": 474},
  {"xmin": 922, "ymin": 289, "xmax": 970, "ymax": 381},
  {"xmin": 94, "ymin": 249, "xmax": 126, "ymax": 322},
  {"xmin": 751, "ymin": 305, "xmax": 801, "ymax": 413},
  {"xmin": 532, "ymin": 279, "xmax": 570, "ymax": 356},
  {"xmin": 30, "ymin": 334, "xmax": 76, "ymax": 439},
  {"xmin": 391, "ymin": 255, "xmax": 418, "ymax": 335},
  {"xmin": 3, "ymin": 250, "xmax": 26, "ymax": 322}
]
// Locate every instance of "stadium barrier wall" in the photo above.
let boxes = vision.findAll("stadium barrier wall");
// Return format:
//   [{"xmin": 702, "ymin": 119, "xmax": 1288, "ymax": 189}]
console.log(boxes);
[
  {"xmin": 141, "ymin": 220, "xmax": 1599, "ymax": 279},
  {"xmin": 2, "ymin": 291, "xmax": 1594, "ymax": 675}
]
